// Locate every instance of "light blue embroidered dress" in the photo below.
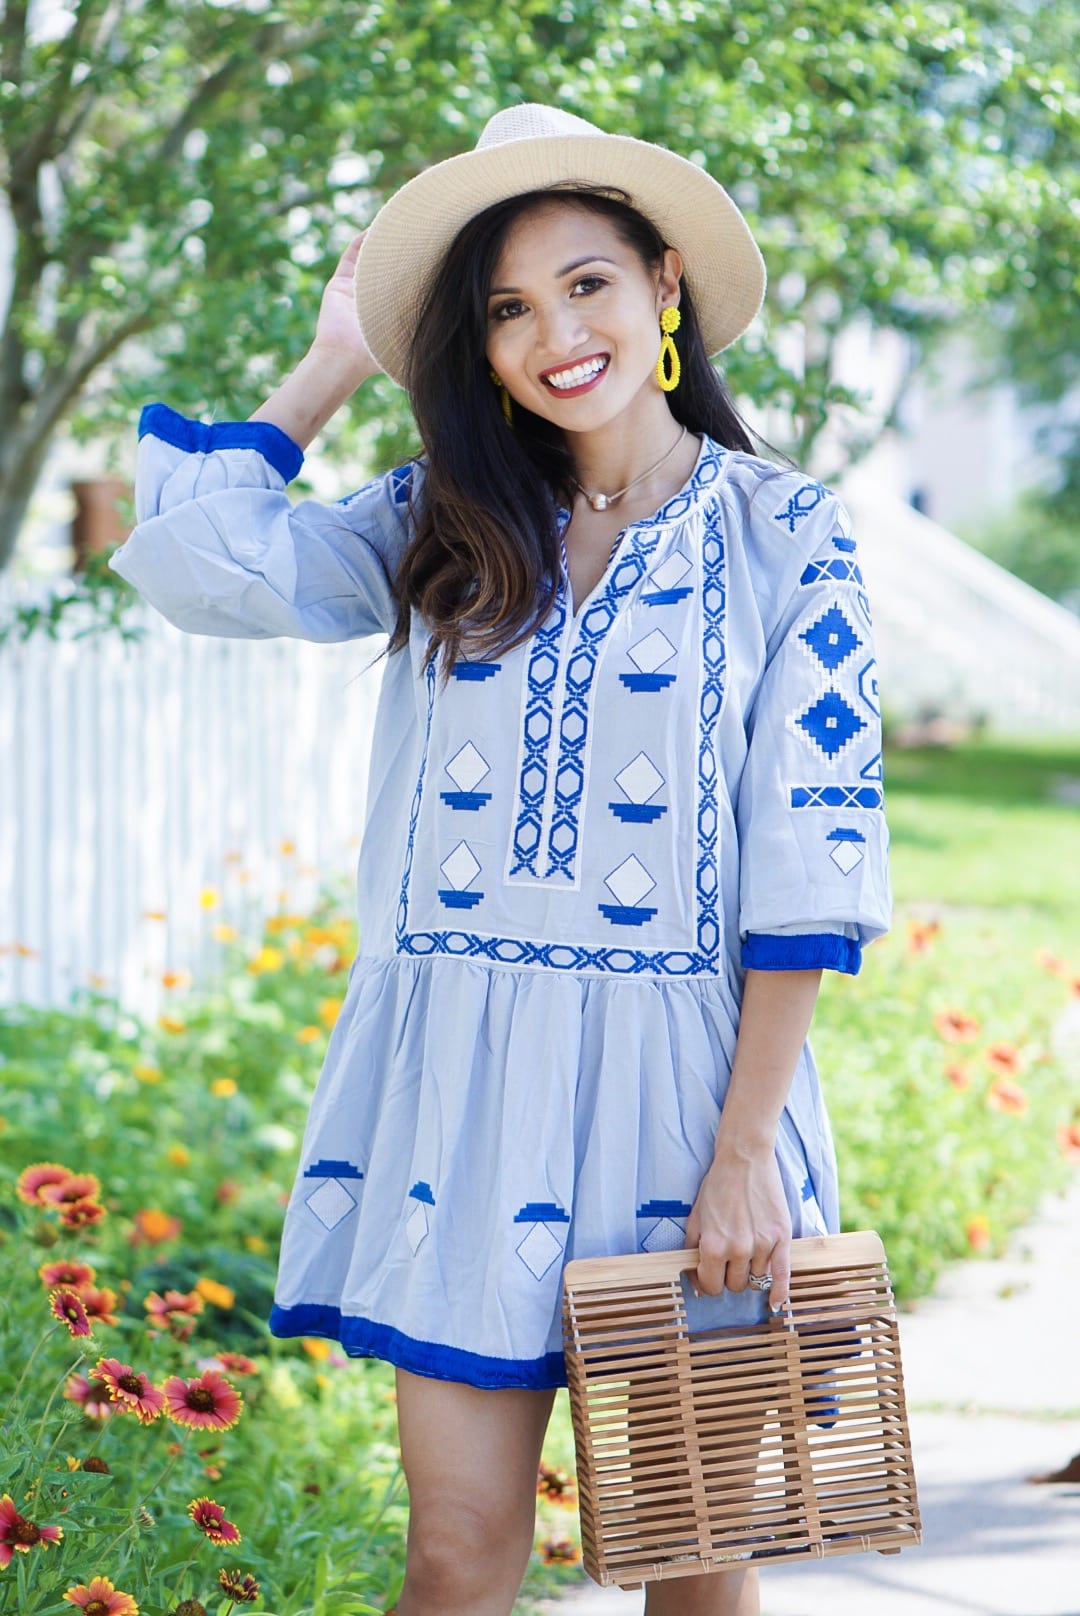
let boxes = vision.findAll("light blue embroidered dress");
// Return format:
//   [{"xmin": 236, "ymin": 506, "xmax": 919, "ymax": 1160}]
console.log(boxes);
[{"xmin": 110, "ymin": 405, "xmax": 891, "ymax": 1390}]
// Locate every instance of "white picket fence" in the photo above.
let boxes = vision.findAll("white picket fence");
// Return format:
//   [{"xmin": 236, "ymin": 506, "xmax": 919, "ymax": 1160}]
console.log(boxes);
[{"xmin": 1, "ymin": 591, "xmax": 384, "ymax": 1019}]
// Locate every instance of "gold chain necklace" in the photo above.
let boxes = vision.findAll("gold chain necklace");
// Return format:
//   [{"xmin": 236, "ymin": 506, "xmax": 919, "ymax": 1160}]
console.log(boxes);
[{"xmin": 572, "ymin": 425, "xmax": 688, "ymax": 512}]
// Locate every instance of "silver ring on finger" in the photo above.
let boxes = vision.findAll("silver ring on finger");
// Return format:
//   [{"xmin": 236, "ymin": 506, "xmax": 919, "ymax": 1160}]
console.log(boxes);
[{"xmin": 748, "ymin": 1271, "xmax": 773, "ymax": 1292}]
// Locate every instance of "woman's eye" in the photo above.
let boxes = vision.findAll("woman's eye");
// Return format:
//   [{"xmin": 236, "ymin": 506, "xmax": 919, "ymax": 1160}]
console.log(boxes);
[{"xmin": 490, "ymin": 277, "xmax": 608, "ymax": 322}]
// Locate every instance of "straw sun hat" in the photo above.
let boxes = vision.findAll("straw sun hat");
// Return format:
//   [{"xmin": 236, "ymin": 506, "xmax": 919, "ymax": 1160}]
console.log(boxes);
[{"xmin": 353, "ymin": 103, "xmax": 766, "ymax": 388}]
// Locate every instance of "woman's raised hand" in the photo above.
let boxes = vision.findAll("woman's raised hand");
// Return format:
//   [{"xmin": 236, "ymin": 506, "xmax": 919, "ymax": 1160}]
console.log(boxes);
[{"xmin": 311, "ymin": 228, "xmax": 381, "ymax": 381}]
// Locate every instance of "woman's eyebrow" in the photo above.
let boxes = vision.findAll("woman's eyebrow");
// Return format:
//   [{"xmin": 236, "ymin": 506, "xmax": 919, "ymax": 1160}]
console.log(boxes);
[{"xmin": 488, "ymin": 255, "xmax": 618, "ymax": 296}]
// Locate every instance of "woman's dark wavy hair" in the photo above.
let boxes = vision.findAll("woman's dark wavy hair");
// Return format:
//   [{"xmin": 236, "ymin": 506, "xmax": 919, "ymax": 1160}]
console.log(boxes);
[{"xmin": 389, "ymin": 185, "xmax": 766, "ymax": 676}]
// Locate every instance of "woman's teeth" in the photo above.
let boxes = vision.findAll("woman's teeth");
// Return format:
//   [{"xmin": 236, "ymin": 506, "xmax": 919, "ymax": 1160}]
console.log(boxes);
[{"xmin": 545, "ymin": 356, "xmax": 609, "ymax": 390}]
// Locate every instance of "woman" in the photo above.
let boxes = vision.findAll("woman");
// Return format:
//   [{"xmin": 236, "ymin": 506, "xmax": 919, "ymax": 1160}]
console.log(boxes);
[{"xmin": 110, "ymin": 103, "xmax": 890, "ymax": 1616}]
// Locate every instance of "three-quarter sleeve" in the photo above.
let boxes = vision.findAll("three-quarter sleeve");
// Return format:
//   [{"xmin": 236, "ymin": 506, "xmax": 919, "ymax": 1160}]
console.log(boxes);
[
  {"xmin": 107, "ymin": 402, "xmax": 419, "ymax": 641},
  {"xmin": 736, "ymin": 479, "xmax": 891, "ymax": 975}
]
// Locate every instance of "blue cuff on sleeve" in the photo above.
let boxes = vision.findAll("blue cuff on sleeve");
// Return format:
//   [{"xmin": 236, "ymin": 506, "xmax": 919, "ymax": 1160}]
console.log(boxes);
[
  {"xmin": 138, "ymin": 402, "xmax": 304, "ymax": 485},
  {"xmin": 742, "ymin": 932, "xmax": 863, "ymax": 976}
]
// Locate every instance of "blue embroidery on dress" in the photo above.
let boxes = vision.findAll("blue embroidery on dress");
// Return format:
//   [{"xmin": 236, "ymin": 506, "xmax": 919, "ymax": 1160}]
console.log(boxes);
[
  {"xmin": 636, "ymin": 1199, "xmax": 693, "ymax": 1253},
  {"xmin": 619, "ymin": 627, "xmax": 678, "ymax": 691},
  {"xmin": 396, "ymin": 657, "xmax": 437, "ymax": 937},
  {"xmin": 859, "ymin": 751, "xmax": 884, "ymax": 781},
  {"xmin": 794, "ymin": 691, "xmax": 867, "ymax": 760},
  {"xmin": 642, "ymin": 550, "xmax": 693, "ymax": 605},
  {"xmin": 543, "ymin": 549, "xmax": 660, "ymax": 880},
  {"xmin": 857, "ymin": 658, "xmax": 880, "ymax": 716},
  {"xmin": 394, "ymin": 442, "xmax": 730, "ymax": 977},
  {"xmin": 441, "ymin": 742, "xmax": 492, "ymax": 810},
  {"xmin": 800, "ymin": 1175, "xmax": 815, "ymax": 1201},
  {"xmin": 775, "ymin": 481, "xmax": 828, "ymax": 532},
  {"xmin": 514, "ymin": 1202, "xmax": 570, "ymax": 1280},
  {"xmin": 390, "ymin": 464, "xmax": 414, "ymax": 506},
  {"xmin": 801, "ymin": 558, "xmax": 864, "ymax": 587},
  {"xmin": 826, "ymin": 826, "xmax": 866, "ymax": 875},
  {"xmin": 406, "ymin": 1180, "xmax": 435, "ymax": 1254},
  {"xmin": 509, "ymin": 601, "xmax": 565, "ymax": 876},
  {"xmin": 303, "ymin": 1161, "xmax": 364, "ymax": 1231},
  {"xmin": 451, "ymin": 661, "xmax": 501, "ymax": 681},
  {"xmin": 832, "ymin": 536, "xmax": 856, "ymax": 553},
  {"xmin": 438, "ymin": 840, "xmax": 483, "ymax": 908},
  {"xmin": 791, "ymin": 784, "xmax": 883, "ymax": 810},
  {"xmin": 610, "ymin": 752, "xmax": 667, "ymax": 822},
  {"xmin": 800, "ymin": 606, "xmax": 862, "ymax": 671},
  {"xmin": 599, "ymin": 854, "xmax": 658, "ymax": 926}
]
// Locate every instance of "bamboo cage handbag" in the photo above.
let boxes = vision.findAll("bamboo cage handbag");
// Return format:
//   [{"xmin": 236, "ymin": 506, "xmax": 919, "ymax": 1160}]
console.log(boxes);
[{"xmin": 562, "ymin": 1230, "xmax": 921, "ymax": 1588}]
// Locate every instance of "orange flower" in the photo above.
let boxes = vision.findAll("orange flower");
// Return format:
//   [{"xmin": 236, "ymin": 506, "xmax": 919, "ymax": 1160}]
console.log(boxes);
[
  {"xmin": 944, "ymin": 1062, "xmax": 971, "ymax": 1092},
  {"xmin": 50, "ymin": 1288, "xmax": 93, "ymax": 1338},
  {"xmin": 318, "ymin": 996, "xmax": 344, "ymax": 1028},
  {"xmin": 40, "ymin": 1259, "xmax": 96, "ymax": 1290},
  {"xmin": 933, "ymin": 1008, "xmax": 981, "ymax": 1043},
  {"xmin": 987, "ymin": 1078, "xmax": 1028, "ymax": 1115},
  {"xmin": 301, "ymin": 1338, "xmax": 333, "ymax": 1361},
  {"xmin": 187, "ymin": 1496, "xmax": 241, "ymax": 1545},
  {"xmin": 984, "ymin": 1042, "xmax": 1025, "ymax": 1078},
  {"xmin": 17, "ymin": 1163, "xmax": 76, "ymax": 1206},
  {"xmin": 144, "ymin": 1289, "xmax": 203, "ymax": 1339},
  {"xmin": 1035, "ymin": 949, "xmax": 1067, "ymax": 977},
  {"xmin": 537, "ymin": 1462, "xmax": 578, "ymax": 1507},
  {"xmin": 157, "ymin": 1014, "xmax": 186, "ymax": 1035},
  {"xmin": 63, "ymin": 1576, "xmax": 137, "ymax": 1614},
  {"xmin": 1057, "ymin": 1124, "xmax": 1080, "ymax": 1163},
  {"xmin": 58, "ymin": 1200, "xmax": 106, "ymax": 1231},
  {"xmin": 92, "ymin": 1358, "xmax": 166, "ymax": 1424},
  {"xmin": 131, "ymin": 1209, "xmax": 182, "ymax": 1245},
  {"xmin": 0, "ymin": 1494, "xmax": 64, "ymax": 1565},
  {"xmin": 965, "ymin": 1214, "xmax": 992, "ymax": 1252},
  {"xmin": 195, "ymin": 1278, "xmax": 235, "ymax": 1310},
  {"xmin": 211, "ymin": 922, "xmax": 238, "ymax": 943},
  {"xmin": 77, "ymin": 1286, "xmax": 121, "ymax": 1328},
  {"xmin": 538, "ymin": 1535, "xmax": 582, "ymax": 1566},
  {"xmin": 164, "ymin": 1370, "xmax": 243, "ymax": 1432},
  {"xmin": 1070, "ymin": 974, "xmax": 1080, "ymax": 999},
  {"xmin": 218, "ymin": 1569, "xmax": 260, "ymax": 1605},
  {"xmin": 161, "ymin": 969, "xmax": 191, "ymax": 989},
  {"xmin": 906, "ymin": 919, "xmax": 941, "ymax": 956},
  {"xmin": 215, "ymin": 1179, "xmax": 241, "ymax": 1205},
  {"xmin": 296, "ymin": 1025, "xmax": 322, "ymax": 1044},
  {"xmin": 210, "ymin": 1352, "xmax": 259, "ymax": 1376},
  {"xmin": 210, "ymin": 1078, "xmax": 238, "ymax": 1098}
]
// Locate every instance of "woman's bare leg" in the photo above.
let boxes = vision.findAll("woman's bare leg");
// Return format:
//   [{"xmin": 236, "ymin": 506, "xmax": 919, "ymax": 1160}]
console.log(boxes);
[
  {"xmin": 644, "ymin": 1567, "xmax": 759, "ymax": 1615},
  {"xmin": 394, "ymin": 1367, "xmax": 557, "ymax": 1616}
]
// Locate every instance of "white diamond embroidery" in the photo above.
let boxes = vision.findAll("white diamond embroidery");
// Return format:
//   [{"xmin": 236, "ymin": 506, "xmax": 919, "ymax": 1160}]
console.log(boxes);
[
  {"xmin": 627, "ymin": 628, "xmax": 677, "ymax": 673},
  {"xmin": 829, "ymin": 840, "xmax": 865, "ymax": 875},
  {"xmin": 305, "ymin": 1179, "xmax": 357, "ymax": 1231},
  {"xmin": 440, "ymin": 840, "xmax": 481, "ymax": 889},
  {"xmin": 406, "ymin": 1202, "xmax": 430, "ymax": 1254},
  {"xmin": 640, "ymin": 1217, "xmax": 687, "ymax": 1253},
  {"xmin": 445, "ymin": 742, "xmax": 489, "ymax": 792},
  {"xmin": 604, "ymin": 855, "xmax": 656, "ymax": 908},
  {"xmin": 648, "ymin": 552, "xmax": 692, "ymax": 590},
  {"xmin": 615, "ymin": 752, "xmax": 665, "ymax": 803},
  {"xmin": 516, "ymin": 1222, "xmax": 564, "ymax": 1280}
]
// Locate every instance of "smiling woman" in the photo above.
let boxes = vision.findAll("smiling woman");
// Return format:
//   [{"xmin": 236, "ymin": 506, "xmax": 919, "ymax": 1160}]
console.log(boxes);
[{"xmin": 108, "ymin": 102, "xmax": 892, "ymax": 1616}]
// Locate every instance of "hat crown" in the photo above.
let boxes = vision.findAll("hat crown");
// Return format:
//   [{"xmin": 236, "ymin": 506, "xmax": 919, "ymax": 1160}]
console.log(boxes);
[{"xmin": 475, "ymin": 103, "xmax": 606, "ymax": 151}]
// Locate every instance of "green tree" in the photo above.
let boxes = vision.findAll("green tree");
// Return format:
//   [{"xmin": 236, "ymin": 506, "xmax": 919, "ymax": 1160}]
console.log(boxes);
[{"xmin": 1, "ymin": 0, "xmax": 1077, "ymax": 571}]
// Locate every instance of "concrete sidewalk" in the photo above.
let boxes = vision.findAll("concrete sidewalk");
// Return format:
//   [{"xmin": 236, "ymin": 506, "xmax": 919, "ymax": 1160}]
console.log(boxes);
[{"xmin": 541, "ymin": 1176, "xmax": 1080, "ymax": 1616}]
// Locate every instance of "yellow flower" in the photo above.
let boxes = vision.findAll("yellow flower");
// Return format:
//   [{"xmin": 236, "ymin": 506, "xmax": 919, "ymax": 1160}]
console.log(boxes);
[
  {"xmin": 243, "ymin": 1235, "xmax": 268, "ymax": 1255},
  {"xmin": 200, "ymin": 887, "xmax": 221, "ymax": 910},
  {"xmin": 301, "ymin": 1337, "xmax": 332, "ymax": 1361},
  {"xmin": 315, "ymin": 1372, "xmax": 330, "ymax": 1390},
  {"xmin": 161, "ymin": 969, "xmax": 191, "ymax": 990},
  {"xmin": 211, "ymin": 923, "xmax": 238, "ymax": 943},
  {"xmin": 166, "ymin": 1145, "xmax": 191, "ymax": 1168},
  {"xmin": 87, "ymin": 972, "xmax": 108, "ymax": 988},
  {"xmin": 286, "ymin": 937, "xmax": 304, "ymax": 958},
  {"xmin": 158, "ymin": 1014, "xmax": 186, "ymax": 1035},
  {"xmin": 318, "ymin": 997, "xmax": 343, "ymax": 1028},
  {"xmin": 296, "ymin": 1025, "xmax": 322, "ymax": 1044},
  {"xmin": 195, "ymin": 1277, "xmax": 235, "ymax": 1309},
  {"xmin": 134, "ymin": 1063, "xmax": 163, "ymax": 1084},
  {"xmin": 279, "ymin": 839, "xmax": 296, "ymax": 856},
  {"xmin": 247, "ymin": 945, "xmax": 284, "ymax": 975},
  {"xmin": 143, "ymin": 909, "xmax": 167, "ymax": 921},
  {"xmin": 210, "ymin": 1078, "xmax": 238, "ymax": 1098}
]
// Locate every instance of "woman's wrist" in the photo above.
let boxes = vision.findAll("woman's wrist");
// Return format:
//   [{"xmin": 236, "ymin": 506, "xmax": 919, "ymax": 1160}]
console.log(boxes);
[{"xmin": 248, "ymin": 344, "xmax": 372, "ymax": 451}]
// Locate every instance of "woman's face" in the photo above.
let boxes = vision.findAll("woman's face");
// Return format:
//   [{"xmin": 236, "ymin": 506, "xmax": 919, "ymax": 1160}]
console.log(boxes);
[{"xmin": 485, "ymin": 202, "xmax": 683, "ymax": 430}]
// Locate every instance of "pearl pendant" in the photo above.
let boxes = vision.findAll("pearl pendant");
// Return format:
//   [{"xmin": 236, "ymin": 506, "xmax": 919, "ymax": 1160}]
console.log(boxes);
[{"xmin": 588, "ymin": 493, "xmax": 610, "ymax": 511}]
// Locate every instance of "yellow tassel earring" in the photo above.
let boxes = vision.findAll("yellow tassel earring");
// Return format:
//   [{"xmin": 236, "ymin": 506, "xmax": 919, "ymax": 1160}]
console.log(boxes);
[
  {"xmin": 489, "ymin": 367, "xmax": 513, "ymax": 424},
  {"xmin": 655, "ymin": 306, "xmax": 681, "ymax": 392}
]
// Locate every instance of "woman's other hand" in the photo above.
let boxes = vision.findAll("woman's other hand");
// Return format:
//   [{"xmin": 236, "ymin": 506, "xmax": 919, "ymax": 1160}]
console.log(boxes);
[
  {"xmin": 311, "ymin": 228, "xmax": 381, "ymax": 381},
  {"xmin": 685, "ymin": 1146, "xmax": 792, "ymax": 1307}
]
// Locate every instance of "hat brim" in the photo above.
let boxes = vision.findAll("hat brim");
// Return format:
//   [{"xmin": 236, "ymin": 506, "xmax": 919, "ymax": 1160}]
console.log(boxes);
[{"xmin": 353, "ymin": 131, "xmax": 766, "ymax": 387}]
